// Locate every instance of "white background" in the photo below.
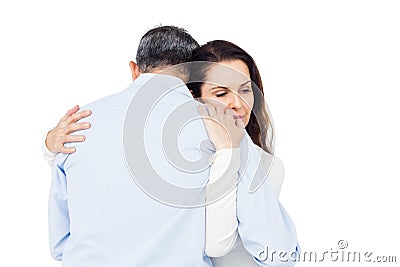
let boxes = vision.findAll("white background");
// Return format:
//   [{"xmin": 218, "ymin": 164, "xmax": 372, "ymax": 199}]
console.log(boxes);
[{"xmin": 0, "ymin": 0, "xmax": 399, "ymax": 266}]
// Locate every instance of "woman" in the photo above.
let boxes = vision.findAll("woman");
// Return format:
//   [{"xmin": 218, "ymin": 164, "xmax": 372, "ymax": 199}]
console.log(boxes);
[{"xmin": 43, "ymin": 41, "xmax": 291, "ymax": 266}]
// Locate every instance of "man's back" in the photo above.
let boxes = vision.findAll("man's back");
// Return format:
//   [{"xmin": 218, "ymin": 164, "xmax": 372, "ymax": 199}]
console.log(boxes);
[{"xmin": 49, "ymin": 74, "xmax": 213, "ymax": 267}]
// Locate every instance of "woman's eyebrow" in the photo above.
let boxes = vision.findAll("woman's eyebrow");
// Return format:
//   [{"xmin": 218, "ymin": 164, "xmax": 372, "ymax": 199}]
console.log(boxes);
[
  {"xmin": 240, "ymin": 80, "xmax": 251, "ymax": 87},
  {"xmin": 210, "ymin": 86, "xmax": 228, "ymax": 90},
  {"xmin": 210, "ymin": 80, "xmax": 251, "ymax": 91}
]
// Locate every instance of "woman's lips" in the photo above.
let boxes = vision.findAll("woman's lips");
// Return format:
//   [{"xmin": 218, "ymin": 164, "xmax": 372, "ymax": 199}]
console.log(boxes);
[{"xmin": 233, "ymin": 114, "xmax": 245, "ymax": 120}]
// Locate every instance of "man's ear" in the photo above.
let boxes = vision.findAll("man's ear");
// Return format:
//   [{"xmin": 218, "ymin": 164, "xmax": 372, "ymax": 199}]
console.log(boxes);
[{"xmin": 129, "ymin": 61, "xmax": 140, "ymax": 80}]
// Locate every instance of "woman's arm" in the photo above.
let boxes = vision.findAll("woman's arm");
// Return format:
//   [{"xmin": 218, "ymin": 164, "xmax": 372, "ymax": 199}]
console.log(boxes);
[
  {"xmin": 205, "ymin": 148, "xmax": 241, "ymax": 257},
  {"xmin": 198, "ymin": 103, "xmax": 244, "ymax": 257},
  {"xmin": 42, "ymin": 105, "xmax": 92, "ymax": 166}
]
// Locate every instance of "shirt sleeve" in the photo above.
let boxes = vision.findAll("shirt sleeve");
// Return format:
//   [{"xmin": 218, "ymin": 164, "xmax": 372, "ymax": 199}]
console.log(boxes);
[
  {"xmin": 42, "ymin": 130, "xmax": 57, "ymax": 167},
  {"xmin": 237, "ymin": 146, "xmax": 299, "ymax": 266},
  {"xmin": 261, "ymin": 150, "xmax": 284, "ymax": 199},
  {"xmin": 48, "ymin": 155, "xmax": 70, "ymax": 261},
  {"xmin": 205, "ymin": 148, "xmax": 241, "ymax": 257}
]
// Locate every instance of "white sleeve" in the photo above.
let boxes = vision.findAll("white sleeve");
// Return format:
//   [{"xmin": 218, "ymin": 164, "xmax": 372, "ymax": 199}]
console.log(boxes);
[
  {"xmin": 205, "ymin": 148, "xmax": 241, "ymax": 257},
  {"xmin": 42, "ymin": 130, "xmax": 57, "ymax": 167}
]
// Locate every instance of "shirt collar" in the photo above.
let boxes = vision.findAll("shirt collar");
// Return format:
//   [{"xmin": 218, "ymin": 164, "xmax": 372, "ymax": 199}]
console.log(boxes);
[{"xmin": 131, "ymin": 73, "xmax": 192, "ymax": 98}]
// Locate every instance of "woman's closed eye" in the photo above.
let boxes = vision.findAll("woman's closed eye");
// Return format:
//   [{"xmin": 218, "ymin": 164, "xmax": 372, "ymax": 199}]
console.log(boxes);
[
  {"xmin": 215, "ymin": 91, "xmax": 228, "ymax": 97},
  {"xmin": 240, "ymin": 87, "xmax": 252, "ymax": 93}
]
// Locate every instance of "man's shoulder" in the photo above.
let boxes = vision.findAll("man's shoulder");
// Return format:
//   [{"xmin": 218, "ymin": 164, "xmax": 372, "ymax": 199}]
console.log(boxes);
[{"xmin": 80, "ymin": 85, "xmax": 132, "ymax": 112}]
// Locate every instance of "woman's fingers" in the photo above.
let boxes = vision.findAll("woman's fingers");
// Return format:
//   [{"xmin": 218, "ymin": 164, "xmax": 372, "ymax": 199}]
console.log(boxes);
[
  {"xmin": 66, "ymin": 122, "xmax": 91, "ymax": 135},
  {"xmin": 63, "ymin": 105, "xmax": 80, "ymax": 119},
  {"xmin": 60, "ymin": 146, "xmax": 77, "ymax": 154},
  {"xmin": 198, "ymin": 100, "xmax": 245, "ymax": 150},
  {"xmin": 46, "ymin": 107, "xmax": 92, "ymax": 154},
  {"xmin": 225, "ymin": 108, "xmax": 234, "ymax": 115},
  {"xmin": 235, "ymin": 118, "xmax": 245, "ymax": 128},
  {"xmin": 215, "ymin": 104, "xmax": 225, "ymax": 116},
  {"xmin": 225, "ymin": 109, "xmax": 235, "ymax": 122},
  {"xmin": 64, "ymin": 134, "xmax": 86, "ymax": 143},
  {"xmin": 197, "ymin": 104, "xmax": 209, "ymax": 117},
  {"xmin": 67, "ymin": 110, "xmax": 92, "ymax": 124},
  {"xmin": 205, "ymin": 103, "xmax": 219, "ymax": 118}
]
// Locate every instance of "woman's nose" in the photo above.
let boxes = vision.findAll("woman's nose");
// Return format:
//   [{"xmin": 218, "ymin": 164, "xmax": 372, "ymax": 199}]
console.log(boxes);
[{"xmin": 228, "ymin": 93, "xmax": 242, "ymax": 110}]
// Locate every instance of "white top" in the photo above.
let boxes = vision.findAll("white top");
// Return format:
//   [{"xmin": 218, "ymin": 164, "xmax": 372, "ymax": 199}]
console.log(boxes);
[{"xmin": 42, "ymin": 130, "xmax": 57, "ymax": 166}]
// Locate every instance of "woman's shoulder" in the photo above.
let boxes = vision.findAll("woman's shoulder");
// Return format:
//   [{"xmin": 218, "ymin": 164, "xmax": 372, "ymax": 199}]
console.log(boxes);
[
  {"xmin": 254, "ymin": 146, "xmax": 285, "ymax": 196},
  {"xmin": 254, "ymin": 146, "xmax": 285, "ymax": 174}
]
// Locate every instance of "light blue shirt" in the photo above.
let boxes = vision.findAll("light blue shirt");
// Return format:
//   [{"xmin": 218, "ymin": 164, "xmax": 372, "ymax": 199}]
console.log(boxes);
[
  {"xmin": 48, "ymin": 73, "xmax": 299, "ymax": 267},
  {"xmin": 237, "ymin": 138, "xmax": 300, "ymax": 266}
]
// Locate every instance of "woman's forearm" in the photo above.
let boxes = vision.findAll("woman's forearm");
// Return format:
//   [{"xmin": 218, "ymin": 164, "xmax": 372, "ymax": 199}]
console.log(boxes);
[{"xmin": 205, "ymin": 148, "xmax": 241, "ymax": 257}]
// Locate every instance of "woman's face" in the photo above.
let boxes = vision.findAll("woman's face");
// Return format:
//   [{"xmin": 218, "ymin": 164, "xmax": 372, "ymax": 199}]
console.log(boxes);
[{"xmin": 200, "ymin": 60, "xmax": 254, "ymax": 126}]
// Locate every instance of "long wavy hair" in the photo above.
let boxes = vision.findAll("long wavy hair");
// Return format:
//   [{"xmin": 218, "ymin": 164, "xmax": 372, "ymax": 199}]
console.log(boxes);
[{"xmin": 188, "ymin": 40, "xmax": 275, "ymax": 154}]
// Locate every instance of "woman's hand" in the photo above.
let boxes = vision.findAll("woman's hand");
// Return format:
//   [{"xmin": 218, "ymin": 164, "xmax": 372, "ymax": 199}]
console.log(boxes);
[
  {"xmin": 46, "ymin": 105, "xmax": 92, "ymax": 154},
  {"xmin": 198, "ymin": 103, "xmax": 244, "ymax": 151}
]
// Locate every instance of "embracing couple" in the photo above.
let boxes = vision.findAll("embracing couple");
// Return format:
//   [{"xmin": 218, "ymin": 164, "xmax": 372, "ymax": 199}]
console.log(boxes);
[{"xmin": 44, "ymin": 26, "xmax": 299, "ymax": 267}]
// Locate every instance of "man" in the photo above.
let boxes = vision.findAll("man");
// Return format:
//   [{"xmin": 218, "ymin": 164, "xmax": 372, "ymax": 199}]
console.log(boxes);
[{"xmin": 48, "ymin": 26, "xmax": 216, "ymax": 267}]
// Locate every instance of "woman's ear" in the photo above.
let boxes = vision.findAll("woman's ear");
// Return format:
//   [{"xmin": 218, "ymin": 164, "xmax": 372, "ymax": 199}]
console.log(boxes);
[
  {"xmin": 189, "ymin": 89, "xmax": 196, "ymax": 98},
  {"xmin": 129, "ymin": 61, "xmax": 140, "ymax": 80}
]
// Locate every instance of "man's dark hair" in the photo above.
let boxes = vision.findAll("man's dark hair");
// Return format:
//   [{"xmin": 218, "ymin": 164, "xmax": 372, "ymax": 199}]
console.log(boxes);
[{"xmin": 136, "ymin": 26, "xmax": 199, "ymax": 73}]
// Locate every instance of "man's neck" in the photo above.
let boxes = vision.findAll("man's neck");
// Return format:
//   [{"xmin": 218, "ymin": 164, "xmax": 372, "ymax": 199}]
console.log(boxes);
[{"xmin": 147, "ymin": 67, "xmax": 188, "ymax": 83}]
